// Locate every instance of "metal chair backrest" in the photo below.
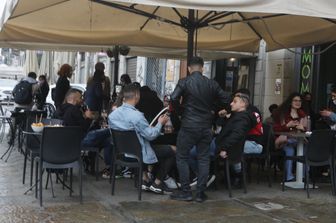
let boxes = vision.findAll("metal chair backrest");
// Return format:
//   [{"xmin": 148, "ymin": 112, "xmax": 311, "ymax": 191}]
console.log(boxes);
[
  {"xmin": 306, "ymin": 129, "xmax": 336, "ymax": 164},
  {"xmin": 111, "ymin": 130, "xmax": 142, "ymax": 161},
  {"xmin": 42, "ymin": 118, "xmax": 63, "ymax": 126},
  {"xmin": 262, "ymin": 123, "xmax": 275, "ymax": 155},
  {"xmin": 40, "ymin": 126, "xmax": 82, "ymax": 164}
]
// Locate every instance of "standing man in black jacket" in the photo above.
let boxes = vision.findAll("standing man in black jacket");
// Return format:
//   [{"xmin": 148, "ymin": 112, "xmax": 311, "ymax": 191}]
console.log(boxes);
[{"xmin": 170, "ymin": 57, "xmax": 230, "ymax": 202}]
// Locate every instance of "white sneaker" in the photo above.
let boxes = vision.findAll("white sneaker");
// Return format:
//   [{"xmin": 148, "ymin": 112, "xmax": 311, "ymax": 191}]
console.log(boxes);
[
  {"xmin": 189, "ymin": 175, "xmax": 216, "ymax": 190},
  {"xmin": 190, "ymin": 177, "xmax": 198, "ymax": 190},
  {"xmin": 206, "ymin": 175, "xmax": 216, "ymax": 188},
  {"xmin": 164, "ymin": 176, "xmax": 179, "ymax": 189}
]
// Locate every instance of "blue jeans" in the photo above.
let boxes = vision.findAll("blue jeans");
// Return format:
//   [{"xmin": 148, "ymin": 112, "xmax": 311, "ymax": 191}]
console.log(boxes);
[
  {"xmin": 233, "ymin": 140, "xmax": 263, "ymax": 173},
  {"xmin": 283, "ymin": 138, "xmax": 297, "ymax": 181},
  {"xmin": 189, "ymin": 138, "xmax": 217, "ymax": 175},
  {"xmin": 81, "ymin": 128, "xmax": 113, "ymax": 166}
]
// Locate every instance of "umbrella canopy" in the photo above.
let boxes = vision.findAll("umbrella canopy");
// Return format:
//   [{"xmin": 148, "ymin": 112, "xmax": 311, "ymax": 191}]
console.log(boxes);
[{"xmin": 0, "ymin": 0, "xmax": 336, "ymax": 55}]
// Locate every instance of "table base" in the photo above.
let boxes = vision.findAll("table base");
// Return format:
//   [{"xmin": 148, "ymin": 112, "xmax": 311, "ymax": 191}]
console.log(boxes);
[{"xmin": 283, "ymin": 181, "xmax": 317, "ymax": 189}]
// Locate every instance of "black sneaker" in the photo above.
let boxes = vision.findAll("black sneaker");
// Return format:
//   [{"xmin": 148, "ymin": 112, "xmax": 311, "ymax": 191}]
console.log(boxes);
[
  {"xmin": 142, "ymin": 181, "xmax": 151, "ymax": 191},
  {"xmin": 149, "ymin": 182, "xmax": 163, "ymax": 194},
  {"xmin": 170, "ymin": 190, "xmax": 193, "ymax": 201},
  {"xmin": 195, "ymin": 191, "xmax": 208, "ymax": 203}
]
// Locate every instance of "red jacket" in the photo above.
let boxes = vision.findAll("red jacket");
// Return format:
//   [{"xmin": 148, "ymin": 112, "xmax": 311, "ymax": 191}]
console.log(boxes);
[{"xmin": 273, "ymin": 109, "xmax": 306, "ymax": 132}]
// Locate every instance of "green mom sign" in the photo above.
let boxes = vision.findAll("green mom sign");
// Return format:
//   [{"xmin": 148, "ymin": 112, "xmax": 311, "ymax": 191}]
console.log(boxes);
[{"xmin": 300, "ymin": 47, "xmax": 313, "ymax": 94}]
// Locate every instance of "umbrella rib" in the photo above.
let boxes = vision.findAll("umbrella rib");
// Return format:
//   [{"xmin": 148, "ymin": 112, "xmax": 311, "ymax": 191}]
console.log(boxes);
[
  {"xmin": 210, "ymin": 14, "xmax": 286, "ymax": 26},
  {"xmin": 198, "ymin": 11, "xmax": 216, "ymax": 23},
  {"xmin": 92, "ymin": 0, "xmax": 183, "ymax": 28},
  {"xmin": 237, "ymin": 12, "xmax": 262, "ymax": 39},
  {"xmin": 322, "ymin": 18, "xmax": 336, "ymax": 25},
  {"xmin": 172, "ymin": 8, "xmax": 184, "ymax": 21},
  {"xmin": 9, "ymin": 0, "xmax": 71, "ymax": 20},
  {"xmin": 199, "ymin": 12, "xmax": 235, "ymax": 28},
  {"xmin": 140, "ymin": 6, "xmax": 160, "ymax": 31}
]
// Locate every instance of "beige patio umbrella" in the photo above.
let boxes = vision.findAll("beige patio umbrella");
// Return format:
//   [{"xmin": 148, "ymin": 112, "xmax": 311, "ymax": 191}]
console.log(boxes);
[{"xmin": 0, "ymin": 0, "xmax": 336, "ymax": 57}]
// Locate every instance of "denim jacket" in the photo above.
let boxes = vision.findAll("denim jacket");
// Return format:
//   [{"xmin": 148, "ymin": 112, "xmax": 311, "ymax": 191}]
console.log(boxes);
[{"xmin": 108, "ymin": 103, "xmax": 162, "ymax": 164}]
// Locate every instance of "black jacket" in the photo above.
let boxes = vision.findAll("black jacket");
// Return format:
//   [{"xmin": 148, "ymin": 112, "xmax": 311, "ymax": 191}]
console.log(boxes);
[
  {"xmin": 56, "ymin": 103, "xmax": 93, "ymax": 133},
  {"xmin": 55, "ymin": 76, "xmax": 70, "ymax": 108},
  {"xmin": 215, "ymin": 111, "xmax": 256, "ymax": 162},
  {"xmin": 85, "ymin": 80, "xmax": 103, "ymax": 112},
  {"xmin": 171, "ymin": 71, "xmax": 230, "ymax": 128}
]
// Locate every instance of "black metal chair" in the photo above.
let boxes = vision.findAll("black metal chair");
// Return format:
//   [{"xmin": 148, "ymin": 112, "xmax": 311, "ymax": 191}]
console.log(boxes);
[
  {"xmin": 214, "ymin": 140, "xmax": 247, "ymax": 198},
  {"xmin": 243, "ymin": 124, "xmax": 273, "ymax": 187},
  {"xmin": 304, "ymin": 129, "xmax": 336, "ymax": 198},
  {"xmin": 22, "ymin": 111, "xmax": 48, "ymax": 186},
  {"xmin": 35, "ymin": 126, "xmax": 83, "ymax": 206},
  {"xmin": 111, "ymin": 130, "xmax": 143, "ymax": 201}
]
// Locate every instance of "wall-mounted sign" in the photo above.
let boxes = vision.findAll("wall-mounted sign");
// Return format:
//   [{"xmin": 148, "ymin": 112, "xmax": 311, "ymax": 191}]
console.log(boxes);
[{"xmin": 300, "ymin": 47, "xmax": 314, "ymax": 94}]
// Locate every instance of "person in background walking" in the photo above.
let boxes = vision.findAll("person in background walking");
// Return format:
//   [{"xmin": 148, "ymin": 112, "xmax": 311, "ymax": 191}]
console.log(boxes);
[{"xmin": 54, "ymin": 64, "xmax": 72, "ymax": 109}]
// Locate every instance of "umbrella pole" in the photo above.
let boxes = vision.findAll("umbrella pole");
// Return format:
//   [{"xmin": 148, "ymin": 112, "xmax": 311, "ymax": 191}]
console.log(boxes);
[
  {"xmin": 187, "ymin": 9, "xmax": 195, "ymax": 74},
  {"xmin": 113, "ymin": 50, "xmax": 119, "ymax": 86}
]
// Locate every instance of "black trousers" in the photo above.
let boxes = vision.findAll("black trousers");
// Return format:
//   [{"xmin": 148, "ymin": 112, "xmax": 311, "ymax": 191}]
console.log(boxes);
[
  {"xmin": 152, "ymin": 145, "xmax": 176, "ymax": 182},
  {"xmin": 176, "ymin": 127, "xmax": 212, "ymax": 192}
]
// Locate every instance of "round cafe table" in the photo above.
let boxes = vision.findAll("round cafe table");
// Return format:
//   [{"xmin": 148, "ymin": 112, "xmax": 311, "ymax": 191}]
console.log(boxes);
[{"xmin": 275, "ymin": 131, "xmax": 312, "ymax": 189}]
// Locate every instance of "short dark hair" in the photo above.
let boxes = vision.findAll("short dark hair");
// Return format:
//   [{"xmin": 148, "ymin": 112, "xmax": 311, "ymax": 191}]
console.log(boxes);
[
  {"xmin": 38, "ymin": 75, "xmax": 47, "ymax": 81},
  {"xmin": 188, "ymin": 56, "xmax": 204, "ymax": 67},
  {"xmin": 269, "ymin": 104, "xmax": 278, "ymax": 113},
  {"xmin": 28, "ymin": 72, "xmax": 37, "ymax": 79},
  {"xmin": 235, "ymin": 92, "xmax": 250, "ymax": 107},
  {"xmin": 123, "ymin": 83, "xmax": 140, "ymax": 101},
  {"xmin": 120, "ymin": 74, "xmax": 132, "ymax": 85},
  {"xmin": 64, "ymin": 88, "xmax": 82, "ymax": 102},
  {"xmin": 235, "ymin": 88, "xmax": 251, "ymax": 97}
]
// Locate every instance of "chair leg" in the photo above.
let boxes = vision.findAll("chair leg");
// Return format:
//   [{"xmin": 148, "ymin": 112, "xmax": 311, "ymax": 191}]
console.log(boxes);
[
  {"xmin": 79, "ymin": 161, "xmax": 83, "ymax": 204},
  {"xmin": 95, "ymin": 152, "xmax": 99, "ymax": 181},
  {"xmin": 138, "ymin": 165, "xmax": 142, "ymax": 201},
  {"xmin": 22, "ymin": 149, "xmax": 28, "ymax": 184},
  {"xmin": 267, "ymin": 157, "xmax": 272, "ymax": 188},
  {"xmin": 242, "ymin": 159, "xmax": 247, "ymax": 194},
  {"xmin": 35, "ymin": 160, "xmax": 38, "ymax": 199},
  {"xmin": 45, "ymin": 171, "xmax": 50, "ymax": 189},
  {"xmin": 39, "ymin": 165, "xmax": 43, "ymax": 207},
  {"xmin": 70, "ymin": 168, "xmax": 73, "ymax": 197},
  {"xmin": 282, "ymin": 158, "xmax": 286, "ymax": 192},
  {"xmin": 330, "ymin": 163, "xmax": 335, "ymax": 196},
  {"xmin": 305, "ymin": 164, "xmax": 310, "ymax": 198},
  {"xmin": 256, "ymin": 159, "xmax": 261, "ymax": 184},
  {"xmin": 30, "ymin": 156, "xmax": 34, "ymax": 187},
  {"xmin": 225, "ymin": 159, "xmax": 232, "ymax": 198},
  {"xmin": 50, "ymin": 172, "xmax": 55, "ymax": 198},
  {"xmin": 111, "ymin": 164, "xmax": 116, "ymax": 195}
]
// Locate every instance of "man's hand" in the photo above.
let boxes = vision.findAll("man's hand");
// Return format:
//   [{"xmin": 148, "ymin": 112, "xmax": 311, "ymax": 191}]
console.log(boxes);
[
  {"xmin": 218, "ymin": 109, "xmax": 227, "ymax": 117},
  {"xmin": 158, "ymin": 114, "xmax": 169, "ymax": 125},
  {"xmin": 320, "ymin": 109, "xmax": 332, "ymax": 117},
  {"xmin": 219, "ymin": 150, "xmax": 228, "ymax": 159},
  {"xmin": 84, "ymin": 110, "xmax": 94, "ymax": 119}
]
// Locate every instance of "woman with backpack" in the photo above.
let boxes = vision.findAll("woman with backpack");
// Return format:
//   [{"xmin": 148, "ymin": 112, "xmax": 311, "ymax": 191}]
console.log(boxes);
[{"xmin": 54, "ymin": 64, "xmax": 73, "ymax": 109}]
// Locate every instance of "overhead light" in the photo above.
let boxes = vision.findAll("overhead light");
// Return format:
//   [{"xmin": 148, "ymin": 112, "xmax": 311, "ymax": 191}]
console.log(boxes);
[{"xmin": 229, "ymin": 57, "xmax": 236, "ymax": 62}]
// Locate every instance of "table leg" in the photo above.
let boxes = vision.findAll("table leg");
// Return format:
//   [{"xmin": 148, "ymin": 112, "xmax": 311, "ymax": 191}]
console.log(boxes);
[{"xmin": 284, "ymin": 138, "xmax": 314, "ymax": 189}]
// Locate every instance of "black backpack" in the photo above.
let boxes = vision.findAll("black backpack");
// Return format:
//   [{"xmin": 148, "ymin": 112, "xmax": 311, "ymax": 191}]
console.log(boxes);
[{"xmin": 13, "ymin": 81, "xmax": 33, "ymax": 104}]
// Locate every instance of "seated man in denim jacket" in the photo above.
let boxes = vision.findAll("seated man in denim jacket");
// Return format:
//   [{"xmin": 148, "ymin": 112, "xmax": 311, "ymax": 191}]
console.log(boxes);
[{"xmin": 109, "ymin": 84, "xmax": 175, "ymax": 194}]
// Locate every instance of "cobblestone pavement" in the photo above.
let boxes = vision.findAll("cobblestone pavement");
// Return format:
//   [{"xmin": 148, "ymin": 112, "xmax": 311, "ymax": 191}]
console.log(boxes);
[{"xmin": 0, "ymin": 136, "xmax": 335, "ymax": 223}]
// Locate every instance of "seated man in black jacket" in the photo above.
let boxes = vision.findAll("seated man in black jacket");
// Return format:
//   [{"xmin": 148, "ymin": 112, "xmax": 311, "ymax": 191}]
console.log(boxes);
[
  {"xmin": 215, "ymin": 93, "xmax": 256, "ymax": 186},
  {"xmin": 56, "ymin": 89, "xmax": 112, "ymax": 178}
]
